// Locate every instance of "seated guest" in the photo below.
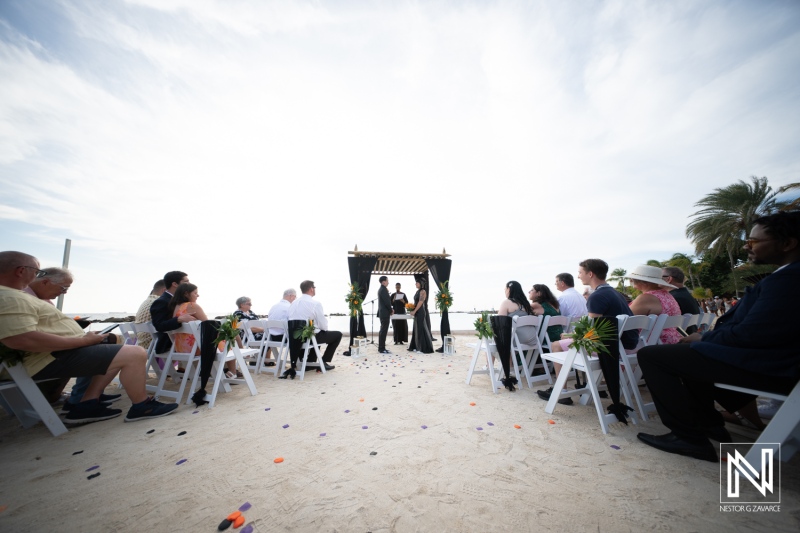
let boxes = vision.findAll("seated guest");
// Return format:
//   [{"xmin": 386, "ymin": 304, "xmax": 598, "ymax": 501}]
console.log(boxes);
[
  {"xmin": 661, "ymin": 267, "xmax": 701, "ymax": 333},
  {"xmin": 285, "ymin": 280, "xmax": 340, "ymax": 377},
  {"xmin": 495, "ymin": 281, "xmax": 536, "ymax": 391},
  {"xmin": 233, "ymin": 296, "xmax": 264, "ymax": 340},
  {"xmin": 626, "ymin": 265, "xmax": 682, "ymax": 345},
  {"xmin": 636, "ymin": 210, "xmax": 800, "ymax": 462},
  {"xmin": 554, "ymin": 272, "xmax": 587, "ymax": 318},
  {"xmin": 0, "ymin": 251, "xmax": 178, "ymax": 424},
  {"xmin": 134, "ymin": 279, "xmax": 165, "ymax": 350},
  {"xmin": 150, "ymin": 271, "xmax": 194, "ymax": 354},
  {"xmin": 528, "ymin": 283, "xmax": 564, "ymax": 343},
  {"xmin": 267, "ymin": 288, "xmax": 296, "ymax": 340},
  {"xmin": 538, "ymin": 259, "xmax": 635, "ymax": 405}
]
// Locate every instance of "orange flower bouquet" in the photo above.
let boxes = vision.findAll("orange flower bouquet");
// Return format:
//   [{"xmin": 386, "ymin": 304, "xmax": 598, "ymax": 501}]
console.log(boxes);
[{"xmin": 345, "ymin": 283, "xmax": 363, "ymax": 317}]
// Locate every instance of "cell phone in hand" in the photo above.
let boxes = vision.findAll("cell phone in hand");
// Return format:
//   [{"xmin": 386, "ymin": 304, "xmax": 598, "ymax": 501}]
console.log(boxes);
[
  {"xmin": 100, "ymin": 324, "xmax": 120, "ymax": 334},
  {"xmin": 675, "ymin": 326, "xmax": 689, "ymax": 337}
]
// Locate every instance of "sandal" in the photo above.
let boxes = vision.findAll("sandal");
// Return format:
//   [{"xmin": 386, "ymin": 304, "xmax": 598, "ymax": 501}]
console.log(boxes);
[{"xmin": 225, "ymin": 370, "xmax": 236, "ymax": 379}]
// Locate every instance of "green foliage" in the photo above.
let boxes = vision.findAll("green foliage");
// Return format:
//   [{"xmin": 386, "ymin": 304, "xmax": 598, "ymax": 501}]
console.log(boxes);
[
  {"xmin": 213, "ymin": 314, "xmax": 240, "ymax": 348},
  {"xmin": 568, "ymin": 316, "xmax": 616, "ymax": 356},
  {"xmin": 292, "ymin": 320, "xmax": 316, "ymax": 341},
  {"xmin": 474, "ymin": 312, "xmax": 493, "ymax": 339},
  {"xmin": 435, "ymin": 280, "xmax": 453, "ymax": 312},
  {"xmin": 607, "ymin": 268, "xmax": 627, "ymax": 291},
  {"xmin": 345, "ymin": 283, "xmax": 362, "ymax": 317}
]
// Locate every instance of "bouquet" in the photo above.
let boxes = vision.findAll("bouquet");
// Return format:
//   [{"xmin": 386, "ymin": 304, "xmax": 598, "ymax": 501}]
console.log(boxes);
[
  {"xmin": 474, "ymin": 312, "xmax": 493, "ymax": 339},
  {"xmin": 435, "ymin": 281, "xmax": 454, "ymax": 313},
  {"xmin": 292, "ymin": 320, "xmax": 316, "ymax": 342},
  {"xmin": 405, "ymin": 302, "xmax": 416, "ymax": 312},
  {"xmin": 345, "ymin": 283, "xmax": 362, "ymax": 317},
  {"xmin": 213, "ymin": 314, "xmax": 240, "ymax": 348},
  {"xmin": 568, "ymin": 316, "xmax": 616, "ymax": 355}
]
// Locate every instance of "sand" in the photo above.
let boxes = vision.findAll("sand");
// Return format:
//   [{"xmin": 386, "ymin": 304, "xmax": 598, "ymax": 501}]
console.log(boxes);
[{"xmin": 0, "ymin": 332, "xmax": 798, "ymax": 532}]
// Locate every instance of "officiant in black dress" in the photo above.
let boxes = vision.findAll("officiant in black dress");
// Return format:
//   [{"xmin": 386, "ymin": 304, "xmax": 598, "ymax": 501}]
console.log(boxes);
[{"xmin": 391, "ymin": 283, "xmax": 409, "ymax": 344}]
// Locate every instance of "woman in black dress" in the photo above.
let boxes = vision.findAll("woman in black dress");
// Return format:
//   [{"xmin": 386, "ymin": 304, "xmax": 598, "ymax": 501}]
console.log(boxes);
[
  {"xmin": 408, "ymin": 280, "xmax": 434, "ymax": 354},
  {"xmin": 391, "ymin": 283, "xmax": 409, "ymax": 344}
]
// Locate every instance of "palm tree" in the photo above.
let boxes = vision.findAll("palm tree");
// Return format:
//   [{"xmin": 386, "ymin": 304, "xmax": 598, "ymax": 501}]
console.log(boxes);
[
  {"xmin": 666, "ymin": 253, "xmax": 700, "ymax": 289},
  {"xmin": 777, "ymin": 182, "xmax": 800, "ymax": 210},
  {"xmin": 686, "ymin": 176, "xmax": 781, "ymax": 295},
  {"xmin": 646, "ymin": 259, "xmax": 664, "ymax": 267},
  {"xmin": 607, "ymin": 268, "xmax": 627, "ymax": 290}
]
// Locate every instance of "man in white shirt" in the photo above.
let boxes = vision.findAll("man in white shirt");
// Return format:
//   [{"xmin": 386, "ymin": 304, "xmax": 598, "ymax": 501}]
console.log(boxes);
[
  {"xmin": 287, "ymin": 280, "xmax": 341, "ymax": 370},
  {"xmin": 267, "ymin": 288, "xmax": 296, "ymax": 339},
  {"xmin": 555, "ymin": 272, "xmax": 587, "ymax": 318}
]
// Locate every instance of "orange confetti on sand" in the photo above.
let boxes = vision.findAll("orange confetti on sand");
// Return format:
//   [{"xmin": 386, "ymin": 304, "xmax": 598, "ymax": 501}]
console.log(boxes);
[
  {"xmin": 274, "ymin": 457, "xmax": 284, "ymax": 463},
  {"xmin": 548, "ymin": 420, "xmax": 555, "ymax": 424},
  {"xmin": 514, "ymin": 425, "xmax": 521, "ymax": 429},
  {"xmin": 233, "ymin": 515, "xmax": 246, "ymax": 528},
  {"xmin": 359, "ymin": 398, "xmax": 365, "ymax": 402},
  {"xmin": 469, "ymin": 402, "xmax": 476, "ymax": 406},
  {"xmin": 227, "ymin": 511, "xmax": 242, "ymax": 521}
]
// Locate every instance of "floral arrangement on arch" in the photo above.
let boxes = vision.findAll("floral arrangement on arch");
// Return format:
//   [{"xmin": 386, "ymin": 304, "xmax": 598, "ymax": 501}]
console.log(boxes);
[
  {"xmin": 345, "ymin": 282, "xmax": 363, "ymax": 317},
  {"xmin": 293, "ymin": 320, "xmax": 316, "ymax": 342},
  {"xmin": 435, "ymin": 280, "xmax": 454, "ymax": 313},
  {"xmin": 474, "ymin": 312, "xmax": 493, "ymax": 339},
  {"xmin": 213, "ymin": 314, "xmax": 240, "ymax": 348},
  {"xmin": 568, "ymin": 316, "xmax": 616, "ymax": 355}
]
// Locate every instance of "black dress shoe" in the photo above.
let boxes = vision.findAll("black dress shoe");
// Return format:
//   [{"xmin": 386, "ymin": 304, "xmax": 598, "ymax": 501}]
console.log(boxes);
[
  {"xmin": 342, "ymin": 351, "xmax": 351, "ymax": 356},
  {"xmin": 536, "ymin": 387, "xmax": 573, "ymax": 405},
  {"xmin": 323, "ymin": 363, "xmax": 335, "ymax": 371},
  {"xmin": 705, "ymin": 426, "xmax": 732, "ymax": 442},
  {"xmin": 379, "ymin": 349, "xmax": 391, "ymax": 354},
  {"xmin": 637, "ymin": 432, "xmax": 718, "ymax": 462}
]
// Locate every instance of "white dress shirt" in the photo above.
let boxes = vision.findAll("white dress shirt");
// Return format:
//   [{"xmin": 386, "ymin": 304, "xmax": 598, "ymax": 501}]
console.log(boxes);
[
  {"xmin": 558, "ymin": 287, "xmax": 588, "ymax": 318},
  {"xmin": 267, "ymin": 298, "xmax": 292, "ymax": 336},
  {"xmin": 288, "ymin": 294, "xmax": 328, "ymax": 333}
]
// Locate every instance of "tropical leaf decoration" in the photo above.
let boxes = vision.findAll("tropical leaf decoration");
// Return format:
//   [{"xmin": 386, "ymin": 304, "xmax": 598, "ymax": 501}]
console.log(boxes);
[
  {"xmin": 213, "ymin": 314, "xmax": 241, "ymax": 348},
  {"xmin": 292, "ymin": 320, "xmax": 316, "ymax": 342},
  {"xmin": 435, "ymin": 280, "xmax": 454, "ymax": 312},
  {"xmin": 568, "ymin": 316, "xmax": 616, "ymax": 355},
  {"xmin": 474, "ymin": 311, "xmax": 493, "ymax": 339},
  {"xmin": 345, "ymin": 283, "xmax": 362, "ymax": 317}
]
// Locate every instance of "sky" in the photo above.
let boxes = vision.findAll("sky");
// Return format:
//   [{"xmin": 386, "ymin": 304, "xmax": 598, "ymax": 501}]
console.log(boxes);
[{"xmin": 1, "ymin": 0, "xmax": 799, "ymax": 318}]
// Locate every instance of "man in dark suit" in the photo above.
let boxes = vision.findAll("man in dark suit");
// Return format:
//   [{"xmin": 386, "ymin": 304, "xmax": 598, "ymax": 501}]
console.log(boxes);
[
  {"xmin": 637, "ymin": 210, "xmax": 800, "ymax": 462},
  {"xmin": 149, "ymin": 271, "xmax": 193, "ymax": 354},
  {"xmin": 376, "ymin": 276, "xmax": 392, "ymax": 354}
]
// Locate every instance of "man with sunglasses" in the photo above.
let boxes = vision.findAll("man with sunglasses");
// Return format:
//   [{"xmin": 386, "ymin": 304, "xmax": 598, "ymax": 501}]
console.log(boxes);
[
  {"xmin": 636, "ymin": 210, "xmax": 800, "ymax": 462},
  {"xmin": 22, "ymin": 267, "xmax": 72, "ymax": 304},
  {"xmin": 0, "ymin": 251, "xmax": 178, "ymax": 424}
]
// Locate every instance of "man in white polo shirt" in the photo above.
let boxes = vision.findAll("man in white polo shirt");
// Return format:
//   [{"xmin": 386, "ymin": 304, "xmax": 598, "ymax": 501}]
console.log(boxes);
[{"xmin": 554, "ymin": 272, "xmax": 587, "ymax": 318}]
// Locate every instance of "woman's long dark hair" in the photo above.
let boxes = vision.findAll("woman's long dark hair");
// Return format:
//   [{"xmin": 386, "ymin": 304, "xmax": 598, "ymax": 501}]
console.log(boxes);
[
  {"xmin": 506, "ymin": 281, "xmax": 533, "ymax": 315},
  {"xmin": 168, "ymin": 283, "xmax": 198, "ymax": 315},
  {"xmin": 532, "ymin": 283, "xmax": 560, "ymax": 311}
]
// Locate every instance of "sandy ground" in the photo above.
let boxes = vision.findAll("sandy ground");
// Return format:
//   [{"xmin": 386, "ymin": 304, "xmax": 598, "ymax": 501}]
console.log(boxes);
[{"xmin": 0, "ymin": 332, "xmax": 798, "ymax": 532}]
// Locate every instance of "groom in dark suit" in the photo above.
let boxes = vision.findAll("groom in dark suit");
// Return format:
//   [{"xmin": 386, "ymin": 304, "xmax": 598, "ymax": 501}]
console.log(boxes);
[
  {"xmin": 637, "ymin": 210, "xmax": 800, "ymax": 462},
  {"xmin": 149, "ymin": 270, "xmax": 193, "ymax": 354},
  {"xmin": 377, "ymin": 276, "xmax": 392, "ymax": 354}
]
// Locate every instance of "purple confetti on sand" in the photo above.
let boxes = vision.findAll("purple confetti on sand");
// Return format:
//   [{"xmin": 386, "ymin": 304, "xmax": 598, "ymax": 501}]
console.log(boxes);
[
  {"xmin": 241, "ymin": 525, "xmax": 253, "ymax": 533},
  {"xmin": 176, "ymin": 459, "xmax": 187, "ymax": 465},
  {"xmin": 487, "ymin": 422, "xmax": 495, "ymax": 426},
  {"xmin": 421, "ymin": 425, "xmax": 428, "ymax": 429},
  {"xmin": 476, "ymin": 427, "xmax": 483, "ymax": 431},
  {"xmin": 85, "ymin": 465, "xmax": 99, "ymax": 472},
  {"xmin": 192, "ymin": 410, "xmax": 199, "ymax": 414},
  {"xmin": 264, "ymin": 408, "xmax": 271, "ymax": 411},
  {"xmin": 355, "ymin": 372, "xmax": 359, "ymax": 374},
  {"xmin": 320, "ymin": 433, "xmax": 327, "ymax": 437},
  {"xmin": 238, "ymin": 502, "xmax": 252, "ymax": 512},
  {"xmin": 344, "ymin": 410, "xmax": 350, "ymax": 413},
  {"xmin": 610, "ymin": 445, "xmax": 621, "ymax": 450},
  {"xmin": 362, "ymin": 426, "xmax": 368, "ymax": 429},
  {"xmin": 282, "ymin": 424, "xmax": 290, "ymax": 429}
]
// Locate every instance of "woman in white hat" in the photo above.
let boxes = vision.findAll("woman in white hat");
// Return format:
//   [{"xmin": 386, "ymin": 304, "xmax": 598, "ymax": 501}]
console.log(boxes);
[{"xmin": 626, "ymin": 265, "xmax": 682, "ymax": 345}]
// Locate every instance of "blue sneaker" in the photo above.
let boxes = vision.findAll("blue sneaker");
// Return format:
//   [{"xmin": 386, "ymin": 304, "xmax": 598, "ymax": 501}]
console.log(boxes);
[{"xmin": 124, "ymin": 397, "xmax": 178, "ymax": 422}]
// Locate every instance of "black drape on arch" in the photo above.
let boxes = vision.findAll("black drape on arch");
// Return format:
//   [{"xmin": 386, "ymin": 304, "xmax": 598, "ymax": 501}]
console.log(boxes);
[
  {"xmin": 425, "ymin": 258, "xmax": 452, "ymax": 340},
  {"xmin": 348, "ymin": 256, "xmax": 377, "ymax": 348}
]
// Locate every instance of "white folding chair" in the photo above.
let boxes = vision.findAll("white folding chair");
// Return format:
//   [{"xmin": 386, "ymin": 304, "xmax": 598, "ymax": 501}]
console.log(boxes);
[
  {"xmin": 188, "ymin": 337, "xmax": 258, "ymax": 407},
  {"xmin": 714, "ymin": 380, "xmax": 800, "ymax": 471},
  {"xmin": 510, "ymin": 315, "xmax": 550, "ymax": 389},
  {"xmin": 682, "ymin": 313, "xmax": 701, "ymax": 332},
  {"xmin": 565, "ymin": 316, "xmax": 582, "ymax": 334},
  {"xmin": 0, "ymin": 361, "xmax": 68, "ymax": 437},
  {"xmin": 646, "ymin": 314, "xmax": 686, "ymax": 346},
  {"xmin": 296, "ymin": 323, "xmax": 326, "ymax": 380},
  {"xmin": 698, "ymin": 312, "xmax": 715, "ymax": 333},
  {"xmin": 152, "ymin": 321, "xmax": 202, "ymax": 404},
  {"xmin": 465, "ymin": 338, "xmax": 504, "ymax": 394},
  {"xmin": 541, "ymin": 317, "xmax": 640, "ymax": 434},
  {"xmin": 244, "ymin": 320, "xmax": 287, "ymax": 377},
  {"xmin": 616, "ymin": 314, "xmax": 658, "ymax": 419},
  {"xmin": 131, "ymin": 321, "xmax": 176, "ymax": 393},
  {"xmin": 539, "ymin": 315, "xmax": 571, "ymax": 353}
]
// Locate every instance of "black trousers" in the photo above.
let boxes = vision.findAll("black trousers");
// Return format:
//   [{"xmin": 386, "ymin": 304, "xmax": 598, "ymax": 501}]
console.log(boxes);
[
  {"xmin": 378, "ymin": 316, "xmax": 390, "ymax": 351},
  {"xmin": 313, "ymin": 330, "xmax": 342, "ymax": 363},
  {"xmin": 637, "ymin": 343, "xmax": 796, "ymax": 440}
]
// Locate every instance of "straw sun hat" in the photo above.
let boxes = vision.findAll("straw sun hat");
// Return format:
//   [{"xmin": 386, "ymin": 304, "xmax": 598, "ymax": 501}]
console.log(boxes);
[{"xmin": 625, "ymin": 265, "xmax": 676, "ymax": 289}]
